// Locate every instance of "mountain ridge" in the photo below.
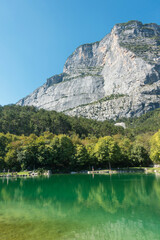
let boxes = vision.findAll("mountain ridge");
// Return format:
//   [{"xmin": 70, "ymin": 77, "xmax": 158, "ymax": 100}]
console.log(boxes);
[{"xmin": 17, "ymin": 20, "xmax": 160, "ymax": 120}]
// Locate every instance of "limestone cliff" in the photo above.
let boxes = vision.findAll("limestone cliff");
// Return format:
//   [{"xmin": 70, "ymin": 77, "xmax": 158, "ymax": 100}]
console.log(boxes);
[{"xmin": 17, "ymin": 20, "xmax": 160, "ymax": 120}]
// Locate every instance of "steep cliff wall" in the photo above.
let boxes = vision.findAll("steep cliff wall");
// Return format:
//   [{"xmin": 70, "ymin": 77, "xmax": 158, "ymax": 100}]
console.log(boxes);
[{"xmin": 17, "ymin": 20, "xmax": 160, "ymax": 120}]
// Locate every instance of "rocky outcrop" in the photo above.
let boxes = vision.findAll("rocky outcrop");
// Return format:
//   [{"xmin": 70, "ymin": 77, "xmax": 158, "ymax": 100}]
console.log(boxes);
[{"xmin": 17, "ymin": 20, "xmax": 160, "ymax": 120}]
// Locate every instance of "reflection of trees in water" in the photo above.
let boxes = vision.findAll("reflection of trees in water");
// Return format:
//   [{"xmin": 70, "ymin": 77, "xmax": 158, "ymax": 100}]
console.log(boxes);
[
  {"xmin": 0, "ymin": 175, "xmax": 160, "ymax": 240},
  {"xmin": 0, "ymin": 175, "xmax": 160, "ymax": 219},
  {"xmin": 74, "ymin": 174, "xmax": 160, "ymax": 217}
]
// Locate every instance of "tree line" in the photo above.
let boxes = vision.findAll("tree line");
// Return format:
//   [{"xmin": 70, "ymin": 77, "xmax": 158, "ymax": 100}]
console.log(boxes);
[
  {"xmin": 121, "ymin": 108, "xmax": 160, "ymax": 135},
  {"xmin": 0, "ymin": 129, "xmax": 159, "ymax": 172},
  {"xmin": 1, "ymin": 105, "xmax": 160, "ymax": 139},
  {"xmin": 0, "ymin": 105, "xmax": 124, "ymax": 138}
]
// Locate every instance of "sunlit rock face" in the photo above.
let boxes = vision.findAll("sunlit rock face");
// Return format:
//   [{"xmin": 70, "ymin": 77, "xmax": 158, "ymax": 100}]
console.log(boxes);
[{"xmin": 17, "ymin": 20, "xmax": 160, "ymax": 120}]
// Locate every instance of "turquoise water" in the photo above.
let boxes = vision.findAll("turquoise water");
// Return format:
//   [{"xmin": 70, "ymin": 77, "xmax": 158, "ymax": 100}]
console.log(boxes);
[{"xmin": 0, "ymin": 174, "xmax": 160, "ymax": 240}]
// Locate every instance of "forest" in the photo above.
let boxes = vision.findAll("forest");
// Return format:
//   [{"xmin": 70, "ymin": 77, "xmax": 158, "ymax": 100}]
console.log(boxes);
[{"xmin": 0, "ymin": 105, "xmax": 160, "ymax": 172}]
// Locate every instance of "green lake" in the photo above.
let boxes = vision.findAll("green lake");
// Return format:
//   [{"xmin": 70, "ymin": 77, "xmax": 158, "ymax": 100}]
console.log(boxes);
[{"xmin": 0, "ymin": 174, "xmax": 160, "ymax": 240}]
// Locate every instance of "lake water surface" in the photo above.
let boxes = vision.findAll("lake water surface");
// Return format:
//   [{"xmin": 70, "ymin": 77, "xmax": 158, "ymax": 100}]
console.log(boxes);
[{"xmin": 0, "ymin": 174, "xmax": 160, "ymax": 240}]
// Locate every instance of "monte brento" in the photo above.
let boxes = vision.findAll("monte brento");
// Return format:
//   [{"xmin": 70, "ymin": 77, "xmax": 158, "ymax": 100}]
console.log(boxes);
[{"xmin": 17, "ymin": 20, "xmax": 160, "ymax": 121}]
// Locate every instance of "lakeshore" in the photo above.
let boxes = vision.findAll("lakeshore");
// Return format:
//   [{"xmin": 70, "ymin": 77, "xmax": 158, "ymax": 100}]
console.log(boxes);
[
  {"xmin": 88, "ymin": 167, "xmax": 160, "ymax": 175},
  {"xmin": 0, "ymin": 167, "xmax": 160, "ymax": 178}
]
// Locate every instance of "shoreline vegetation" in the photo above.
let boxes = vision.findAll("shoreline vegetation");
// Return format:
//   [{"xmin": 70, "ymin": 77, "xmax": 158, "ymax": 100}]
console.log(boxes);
[
  {"xmin": 0, "ymin": 130, "xmax": 160, "ymax": 174},
  {"xmin": 0, "ymin": 167, "xmax": 160, "ymax": 178}
]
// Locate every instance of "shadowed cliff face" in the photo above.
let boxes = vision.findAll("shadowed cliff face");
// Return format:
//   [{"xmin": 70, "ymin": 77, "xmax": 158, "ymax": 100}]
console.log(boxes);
[{"xmin": 17, "ymin": 20, "xmax": 160, "ymax": 120}]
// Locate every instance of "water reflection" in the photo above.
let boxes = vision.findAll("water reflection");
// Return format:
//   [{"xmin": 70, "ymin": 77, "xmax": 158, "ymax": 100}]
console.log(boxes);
[{"xmin": 0, "ymin": 174, "xmax": 160, "ymax": 240}]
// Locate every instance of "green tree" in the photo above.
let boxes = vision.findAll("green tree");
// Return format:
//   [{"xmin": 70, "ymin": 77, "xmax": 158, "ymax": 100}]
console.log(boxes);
[
  {"xmin": 17, "ymin": 134, "xmax": 38, "ymax": 170},
  {"xmin": 0, "ymin": 157, "xmax": 5, "ymax": 171},
  {"xmin": 5, "ymin": 148, "xmax": 21, "ymax": 171},
  {"xmin": 150, "ymin": 130, "xmax": 160, "ymax": 163},
  {"xmin": 94, "ymin": 136, "xmax": 120, "ymax": 169},
  {"xmin": 86, "ymin": 143, "xmax": 97, "ymax": 170},
  {"xmin": 36, "ymin": 140, "xmax": 53, "ymax": 169},
  {"xmin": 130, "ymin": 144, "xmax": 150, "ymax": 166},
  {"xmin": 50, "ymin": 135, "xmax": 75, "ymax": 171},
  {"xmin": 114, "ymin": 135, "xmax": 132, "ymax": 167},
  {"xmin": 0, "ymin": 133, "xmax": 9, "ymax": 158},
  {"xmin": 75, "ymin": 144, "xmax": 89, "ymax": 170}
]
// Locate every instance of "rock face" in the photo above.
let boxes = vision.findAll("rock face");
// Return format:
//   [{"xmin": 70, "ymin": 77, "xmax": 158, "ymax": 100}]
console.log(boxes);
[{"xmin": 17, "ymin": 20, "xmax": 160, "ymax": 120}]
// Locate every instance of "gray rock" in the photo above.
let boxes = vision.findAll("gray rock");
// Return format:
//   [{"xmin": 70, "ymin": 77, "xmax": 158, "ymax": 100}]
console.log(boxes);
[{"xmin": 17, "ymin": 20, "xmax": 160, "ymax": 121}]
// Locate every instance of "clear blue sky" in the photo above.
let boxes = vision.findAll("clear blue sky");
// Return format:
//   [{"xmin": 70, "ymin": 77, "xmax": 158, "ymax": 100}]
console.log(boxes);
[{"xmin": 0, "ymin": 0, "xmax": 160, "ymax": 106}]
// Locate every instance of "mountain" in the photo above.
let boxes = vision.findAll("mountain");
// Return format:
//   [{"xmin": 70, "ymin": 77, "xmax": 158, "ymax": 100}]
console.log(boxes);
[{"xmin": 17, "ymin": 20, "xmax": 160, "ymax": 121}]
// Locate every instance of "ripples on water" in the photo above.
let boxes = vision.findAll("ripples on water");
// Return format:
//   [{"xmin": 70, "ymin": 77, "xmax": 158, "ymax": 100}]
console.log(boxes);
[{"xmin": 0, "ymin": 174, "xmax": 160, "ymax": 240}]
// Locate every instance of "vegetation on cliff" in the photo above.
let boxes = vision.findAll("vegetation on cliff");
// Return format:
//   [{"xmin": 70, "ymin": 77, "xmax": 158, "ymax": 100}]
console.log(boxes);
[{"xmin": 0, "ymin": 105, "xmax": 124, "ymax": 137}]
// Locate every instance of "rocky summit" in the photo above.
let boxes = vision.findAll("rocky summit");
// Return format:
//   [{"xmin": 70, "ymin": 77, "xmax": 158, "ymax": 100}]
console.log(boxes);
[{"xmin": 17, "ymin": 20, "xmax": 160, "ymax": 120}]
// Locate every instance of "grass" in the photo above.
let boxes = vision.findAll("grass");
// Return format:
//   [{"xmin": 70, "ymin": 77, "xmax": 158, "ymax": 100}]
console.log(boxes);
[
  {"xmin": 0, "ymin": 171, "xmax": 30, "ymax": 177},
  {"xmin": 17, "ymin": 171, "xmax": 30, "ymax": 176}
]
